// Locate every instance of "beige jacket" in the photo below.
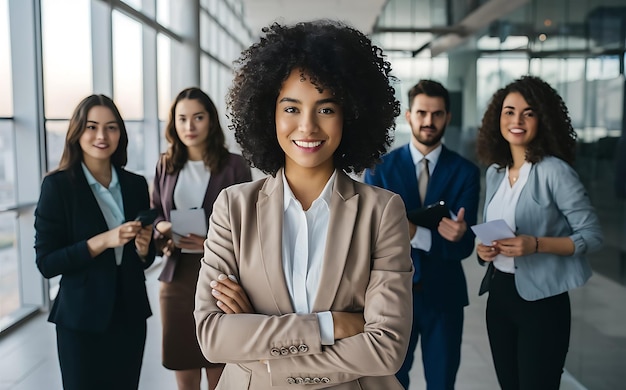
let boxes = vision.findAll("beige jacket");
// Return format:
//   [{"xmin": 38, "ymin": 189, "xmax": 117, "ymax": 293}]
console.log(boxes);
[{"xmin": 195, "ymin": 169, "xmax": 413, "ymax": 389}]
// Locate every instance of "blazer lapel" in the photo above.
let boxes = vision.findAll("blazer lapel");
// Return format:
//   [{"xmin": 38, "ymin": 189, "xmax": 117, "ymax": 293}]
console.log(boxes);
[
  {"xmin": 312, "ymin": 172, "xmax": 358, "ymax": 312},
  {"xmin": 257, "ymin": 171, "xmax": 294, "ymax": 314},
  {"xmin": 484, "ymin": 167, "xmax": 506, "ymax": 222}
]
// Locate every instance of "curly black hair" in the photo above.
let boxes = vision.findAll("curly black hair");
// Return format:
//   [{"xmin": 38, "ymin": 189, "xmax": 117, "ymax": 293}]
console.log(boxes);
[
  {"xmin": 227, "ymin": 20, "xmax": 401, "ymax": 175},
  {"xmin": 476, "ymin": 75, "xmax": 577, "ymax": 168}
]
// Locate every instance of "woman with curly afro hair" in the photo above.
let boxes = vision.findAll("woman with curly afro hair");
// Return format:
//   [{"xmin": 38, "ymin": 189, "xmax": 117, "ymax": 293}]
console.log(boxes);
[
  {"xmin": 193, "ymin": 20, "xmax": 414, "ymax": 389},
  {"xmin": 475, "ymin": 76, "xmax": 603, "ymax": 390}
]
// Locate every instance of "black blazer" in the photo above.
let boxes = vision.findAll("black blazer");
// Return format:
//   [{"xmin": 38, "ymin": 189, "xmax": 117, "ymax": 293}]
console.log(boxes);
[{"xmin": 34, "ymin": 164, "xmax": 156, "ymax": 332}]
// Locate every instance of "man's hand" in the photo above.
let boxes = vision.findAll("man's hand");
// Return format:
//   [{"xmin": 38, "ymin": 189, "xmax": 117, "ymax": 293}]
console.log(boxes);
[{"xmin": 438, "ymin": 207, "xmax": 467, "ymax": 242}]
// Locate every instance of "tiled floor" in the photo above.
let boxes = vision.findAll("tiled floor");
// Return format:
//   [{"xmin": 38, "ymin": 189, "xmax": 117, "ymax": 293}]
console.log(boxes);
[{"xmin": 0, "ymin": 256, "xmax": 618, "ymax": 389}]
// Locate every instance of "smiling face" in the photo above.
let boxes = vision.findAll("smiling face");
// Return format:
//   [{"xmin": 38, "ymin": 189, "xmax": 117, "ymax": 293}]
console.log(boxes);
[
  {"xmin": 79, "ymin": 105, "xmax": 121, "ymax": 166},
  {"xmin": 174, "ymin": 98, "xmax": 210, "ymax": 160},
  {"xmin": 500, "ymin": 92, "xmax": 538, "ymax": 151},
  {"xmin": 406, "ymin": 93, "xmax": 451, "ymax": 155},
  {"xmin": 275, "ymin": 69, "xmax": 343, "ymax": 176}
]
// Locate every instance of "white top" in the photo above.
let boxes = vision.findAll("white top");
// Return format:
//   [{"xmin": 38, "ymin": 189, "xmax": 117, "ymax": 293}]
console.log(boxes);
[
  {"xmin": 408, "ymin": 142, "xmax": 443, "ymax": 251},
  {"xmin": 486, "ymin": 161, "xmax": 532, "ymax": 273},
  {"xmin": 282, "ymin": 170, "xmax": 335, "ymax": 345},
  {"xmin": 174, "ymin": 160, "xmax": 211, "ymax": 254}
]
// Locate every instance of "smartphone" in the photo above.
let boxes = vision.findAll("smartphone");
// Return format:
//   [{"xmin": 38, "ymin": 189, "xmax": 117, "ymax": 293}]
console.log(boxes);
[{"xmin": 134, "ymin": 208, "xmax": 158, "ymax": 227}]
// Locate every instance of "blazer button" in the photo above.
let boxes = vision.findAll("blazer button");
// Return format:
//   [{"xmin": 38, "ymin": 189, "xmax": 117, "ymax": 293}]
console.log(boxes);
[
  {"xmin": 298, "ymin": 344, "xmax": 308, "ymax": 353},
  {"xmin": 321, "ymin": 377, "xmax": 330, "ymax": 384},
  {"xmin": 304, "ymin": 377, "xmax": 312, "ymax": 384},
  {"xmin": 270, "ymin": 347, "xmax": 280, "ymax": 356},
  {"xmin": 313, "ymin": 377, "xmax": 321, "ymax": 383},
  {"xmin": 280, "ymin": 347, "xmax": 289, "ymax": 355},
  {"xmin": 286, "ymin": 377, "xmax": 295, "ymax": 384},
  {"xmin": 289, "ymin": 345, "xmax": 299, "ymax": 354},
  {"xmin": 295, "ymin": 377, "xmax": 304, "ymax": 384}
]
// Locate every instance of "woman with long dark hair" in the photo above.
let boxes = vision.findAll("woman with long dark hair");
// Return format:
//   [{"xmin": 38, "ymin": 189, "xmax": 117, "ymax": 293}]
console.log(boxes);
[
  {"xmin": 151, "ymin": 87, "xmax": 251, "ymax": 390},
  {"xmin": 35, "ymin": 94, "xmax": 155, "ymax": 390}
]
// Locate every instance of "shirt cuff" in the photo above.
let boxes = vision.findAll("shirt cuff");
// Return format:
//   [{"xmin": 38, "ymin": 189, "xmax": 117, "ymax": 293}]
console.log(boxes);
[
  {"xmin": 317, "ymin": 311, "xmax": 335, "ymax": 345},
  {"xmin": 411, "ymin": 226, "xmax": 432, "ymax": 252}
]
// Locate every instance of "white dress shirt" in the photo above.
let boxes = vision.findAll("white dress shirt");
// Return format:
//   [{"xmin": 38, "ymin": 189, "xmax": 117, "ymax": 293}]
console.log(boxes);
[
  {"xmin": 82, "ymin": 163, "xmax": 125, "ymax": 265},
  {"xmin": 486, "ymin": 161, "xmax": 532, "ymax": 273},
  {"xmin": 174, "ymin": 160, "xmax": 211, "ymax": 254},
  {"xmin": 408, "ymin": 142, "xmax": 443, "ymax": 252},
  {"xmin": 282, "ymin": 170, "xmax": 335, "ymax": 345}
]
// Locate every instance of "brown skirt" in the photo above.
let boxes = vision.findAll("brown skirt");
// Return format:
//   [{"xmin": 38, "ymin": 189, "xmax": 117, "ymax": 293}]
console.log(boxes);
[{"xmin": 160, "ymin": 252, "xmax": 223, "ymax": 370}]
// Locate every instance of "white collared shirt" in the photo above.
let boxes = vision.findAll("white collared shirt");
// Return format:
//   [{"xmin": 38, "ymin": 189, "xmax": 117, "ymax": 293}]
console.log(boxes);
[
  {"xmin": 174, "ymin": 160, "xmax": 211, "ymax": 254},
  {"xmin": 408, "ymin": 142, "xmax": 443, "ymax": 251},
  {"xmin": 82, "ymin": 163, "xmax": 125, "ymax": 265},
  {"xmin": 486, "ymin": 161, "xmax": 532, "ymax": 273},
  {"xmin": 282, "ymin": 170, "xmax": 335, "ymax": 345}
]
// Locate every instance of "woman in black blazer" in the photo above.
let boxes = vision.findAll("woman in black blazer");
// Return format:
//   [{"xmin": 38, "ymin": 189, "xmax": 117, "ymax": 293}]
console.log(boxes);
[{"xmin": 34, "ymin": 95, "xmax": 156, "ymax": 390}]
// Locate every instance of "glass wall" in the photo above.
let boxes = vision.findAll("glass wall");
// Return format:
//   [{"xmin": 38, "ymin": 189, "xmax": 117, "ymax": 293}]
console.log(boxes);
[{"xmin": 0, "ymin": 0, "xmax": 12, "ymax": 118}]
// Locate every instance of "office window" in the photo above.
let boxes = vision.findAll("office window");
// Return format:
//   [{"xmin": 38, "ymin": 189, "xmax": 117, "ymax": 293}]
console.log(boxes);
[
  {"xmin": 41, "ymin": 0, "xmax": 92, "ymax": 119},
  {"xmin": 112, "ymin": 11, "xmax": 143, "ymax": 120},
  {"xmin": 0, "ymin": 0, "xmax": 12, "ymax": 117},
  {"xmin": 157, "ymin": 0, "xmax": 171, "ymax": 27},
  {"xmin": 157, "ymin": 34, "xmax": 172, "ymax": 122},
  {"xmin": 200, "ymin": 10, "xmax": 211, "ymax": 53},
  {"xmin": 0, "ymin": 120, "xmax": 15, "ymax": 208},
  {"xmin": 0, "ymin": 211, "xmax": 18, "ymax": 326},
  {"xmin": 45, "ymin": 120, "xmax": 68, "ymax": 171},
  {"xmin": 112, "ymin": 12, "xmax": 143, "ymax": 171},
  {"xmin": 122, "ymin": 0, "xmax": 142, "ymax": 12},
  {"xmin": 586, "ymin": 56, "xmax": 620, "ymax": 81},
  {"xmin": 124, "ymin": 121, "xmax": 144, "ymax": 172}
]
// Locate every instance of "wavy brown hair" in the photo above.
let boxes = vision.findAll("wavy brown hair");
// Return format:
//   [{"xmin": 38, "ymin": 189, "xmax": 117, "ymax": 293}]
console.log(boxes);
[
  {"xmin": 164, "ymin": 87, "xmax": 229, "ymax": 174},
  {"xmin": 227, "ymin": 20, "xmax": 400, "ymax": 175},
  {"xmin": 476, "ymin": 75, "xmax": 577, "ymax": 168},
  {"xmin": 57, "ymin": 94, "xmax": 128, "ymax": 172}
]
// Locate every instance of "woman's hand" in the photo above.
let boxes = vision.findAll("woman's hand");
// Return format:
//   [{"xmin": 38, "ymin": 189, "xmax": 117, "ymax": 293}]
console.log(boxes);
[
  {"xmin": 176, "ymin": 233, "xmax": 205, "ymax": 252},
  {"xmin": 476, "ymin": 242, "xmax": 499, "ymax": 262},
  {"xmin": 493, "ymin": 235, "xmax": 536, "ymax": 257},
  {"xmin": 160, "ymin": 238, "xmax": 175, "ymax": 257},
  {"xmin": 332, "ymin": 312, "xmax": 365, "ymax": 340},
  {"xmin": 154, "ymin": 221, "xmax": 175, "ymax": 256},
  {"xmin": 134, "ymin": 224, "xmax": 153, "ymax": 258},
  {"xmin": 155, "ymin": 221, "xmax": 172, "ymax": 236},
  {"xmin": 210, "ymin": 274, "xmax": 254, "ymax": 314},
  {"xmin": 87, "ymin": 221, "xmax": 143, "ymax": 258}
]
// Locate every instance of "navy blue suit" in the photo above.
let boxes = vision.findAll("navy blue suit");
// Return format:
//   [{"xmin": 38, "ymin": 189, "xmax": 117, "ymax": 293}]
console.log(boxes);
[
  {"xmin": 35, "ymin": 164, "xmax": 156, "ymax": 390},
  {"xmin": 364, "ymin": 144, "xmax": 479, "ymax": 390}
]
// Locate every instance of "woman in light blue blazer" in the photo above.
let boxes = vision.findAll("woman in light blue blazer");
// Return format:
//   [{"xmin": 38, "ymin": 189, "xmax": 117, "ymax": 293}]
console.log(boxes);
[{"xmin": 475, "ymin": 76, "xmax": 603, "ymax": 390}]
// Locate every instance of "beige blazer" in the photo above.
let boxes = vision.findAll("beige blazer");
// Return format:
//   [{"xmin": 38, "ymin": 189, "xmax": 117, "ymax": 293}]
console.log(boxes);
[{"xmin": 195, "ymin": 169, "xmax": 414, "ymax": 389}]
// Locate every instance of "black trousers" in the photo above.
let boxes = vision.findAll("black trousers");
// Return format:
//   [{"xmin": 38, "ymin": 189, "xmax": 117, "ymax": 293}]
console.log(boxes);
[
  {"xmin": 56, "ymin": 268, "xmax": 147, "ymax": 390},
  {"xmin": 486, "ymin": 269, "xmax": 570, "ymax": 390}
]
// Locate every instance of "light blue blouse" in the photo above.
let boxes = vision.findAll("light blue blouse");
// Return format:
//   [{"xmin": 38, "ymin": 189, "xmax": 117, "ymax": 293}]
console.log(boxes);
[{"xmin": 82, "ymin": 163, "xmax": 125, "ymax": 265}]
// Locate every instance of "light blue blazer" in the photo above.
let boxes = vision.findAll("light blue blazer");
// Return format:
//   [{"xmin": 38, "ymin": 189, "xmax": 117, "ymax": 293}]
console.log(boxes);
[{"xmin": 478, "ymin": 156, "xmax": 603, "ymax": 301}]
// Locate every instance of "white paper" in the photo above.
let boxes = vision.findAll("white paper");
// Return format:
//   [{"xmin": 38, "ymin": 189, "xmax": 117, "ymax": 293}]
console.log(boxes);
[
  {"xmin": 170, "ymin": 208, "xmax": 207, "ymax": 245},
  {"xmin": 470, "ymin": 219, "xmax": 515, "ymax": 244}
]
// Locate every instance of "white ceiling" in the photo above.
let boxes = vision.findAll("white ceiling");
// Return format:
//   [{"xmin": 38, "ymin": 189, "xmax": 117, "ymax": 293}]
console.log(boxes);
[{"xmin": 241, "ymin": 0, "xmax": 387, "ymax": 36}]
